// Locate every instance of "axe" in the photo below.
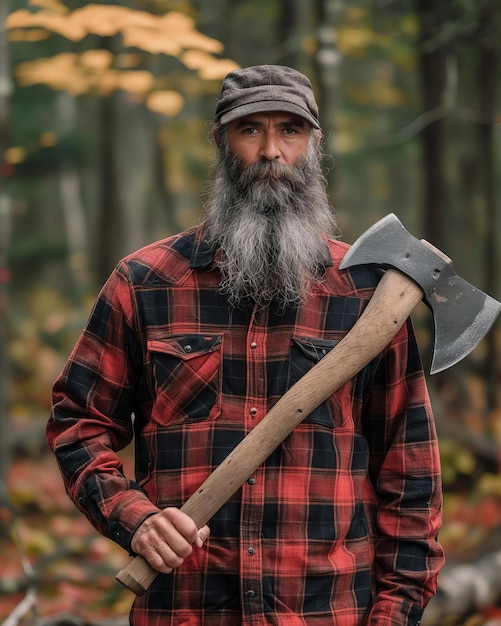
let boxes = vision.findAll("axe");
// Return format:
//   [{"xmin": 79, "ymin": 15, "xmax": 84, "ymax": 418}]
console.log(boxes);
[{"xmin": 116, "ymin": 213, "xmax": 500, "ymax": 595}]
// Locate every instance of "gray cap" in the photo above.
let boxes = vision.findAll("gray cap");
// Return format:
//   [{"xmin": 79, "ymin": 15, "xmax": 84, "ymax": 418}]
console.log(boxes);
[{"xmin": 215, "ymin": 65, "xmax": 320, "ymax": 129}]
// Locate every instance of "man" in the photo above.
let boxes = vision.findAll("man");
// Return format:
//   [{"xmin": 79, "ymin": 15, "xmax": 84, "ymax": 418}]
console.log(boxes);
[{"xmin": 47, "ymin": 65, "xmax": 444, "ymax": 625}]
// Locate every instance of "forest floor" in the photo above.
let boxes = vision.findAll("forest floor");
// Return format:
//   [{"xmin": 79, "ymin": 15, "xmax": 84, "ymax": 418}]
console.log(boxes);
[{"xmin": 1, "ymin": 422, "xmax": 135, "ymax": 624}]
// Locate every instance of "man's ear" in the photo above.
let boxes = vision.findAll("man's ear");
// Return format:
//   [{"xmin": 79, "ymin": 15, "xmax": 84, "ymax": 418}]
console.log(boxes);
[
  {"xmin": 313, "ymin": 128, "xmax": 322, "ymax": 148},
  {"xmin": 212, "ymin": 124, "xmax": 223, "ymax": 148}
]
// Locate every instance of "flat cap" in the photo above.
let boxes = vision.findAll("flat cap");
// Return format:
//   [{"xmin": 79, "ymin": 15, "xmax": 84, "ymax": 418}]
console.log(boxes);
[{"xmin": 215, "ymin": 65, "xmax": 320, "ymax": 129}]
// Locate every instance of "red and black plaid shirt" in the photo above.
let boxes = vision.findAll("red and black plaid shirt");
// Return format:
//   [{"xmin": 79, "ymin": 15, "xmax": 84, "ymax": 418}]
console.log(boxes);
[{"xmin": 47, "ymin": 225, "xmax": 444, "ymax": 626}]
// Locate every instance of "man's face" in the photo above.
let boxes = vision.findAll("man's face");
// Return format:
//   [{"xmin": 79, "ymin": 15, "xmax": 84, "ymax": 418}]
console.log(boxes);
[
  {"xmin": 204, "ymin": 112, "xmax": 336, "ymax": 308},
  {"xmin": 225, "ymin": 111, "xmax": 313, "ymax": 168}
]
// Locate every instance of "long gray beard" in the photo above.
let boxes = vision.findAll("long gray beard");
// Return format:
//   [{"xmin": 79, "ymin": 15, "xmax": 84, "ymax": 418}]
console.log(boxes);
[{"xmin": 203, "ymin": 138, "xmax": 337, "ymax": 308}]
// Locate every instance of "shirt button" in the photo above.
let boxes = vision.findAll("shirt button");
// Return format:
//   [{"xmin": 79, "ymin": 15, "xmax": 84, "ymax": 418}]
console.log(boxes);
[
  {"xmin": 247, "ymin": 476, "xmax": 256, "ymax": 485},
  {"xmin": 246, "ymin": 589, "xmax": 256, "ymax": 599},
  {"xmin": 250, "ymin": 341, "xmax": 257, "ymax": 349},
  {"xmin": 184, "ymin": 344, "xmax": 192, "ymax": 353},
  {"xmin": 249, "ymin": 407, "xmax": 258, "ymax": 417},
  {"xmin": 247, "ymin": 547, "xmax": 255, "ymax": 555}
]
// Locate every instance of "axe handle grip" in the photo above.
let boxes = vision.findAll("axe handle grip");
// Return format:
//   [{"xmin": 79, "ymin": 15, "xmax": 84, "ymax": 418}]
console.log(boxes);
[{"xmin": 116, "ymin": 268, "xmax": 424, "ymax": 596}]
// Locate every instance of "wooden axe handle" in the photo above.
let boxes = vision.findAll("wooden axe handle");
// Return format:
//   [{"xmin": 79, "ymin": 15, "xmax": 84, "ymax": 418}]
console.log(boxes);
[{"xmin": 116, "ymin": 268, "xmax": 423, "ymax": 595}]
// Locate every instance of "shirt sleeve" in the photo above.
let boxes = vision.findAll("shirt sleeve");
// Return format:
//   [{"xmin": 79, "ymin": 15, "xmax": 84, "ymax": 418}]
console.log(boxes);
[
  {"xmin": 363, "ymin": 318, "xmax": 445, "ymax": 625},
  {"xmin": 46, "ymin": 263, "xmax": 159, "ymax": 553}
]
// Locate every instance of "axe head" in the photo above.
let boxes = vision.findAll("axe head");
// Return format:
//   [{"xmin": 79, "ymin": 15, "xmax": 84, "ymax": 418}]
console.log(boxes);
[{"xmin": 339, "ymin": 213, "xmax": 501, "ymax": 374}]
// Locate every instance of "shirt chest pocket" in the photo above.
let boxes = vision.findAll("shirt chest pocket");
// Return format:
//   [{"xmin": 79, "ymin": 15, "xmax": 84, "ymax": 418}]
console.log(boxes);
[
  {"xmin": 147, "ymin": 334, "xmax": 223, "ymax": 425},
  {"xmin": 287, "ymin": 337, "xmax": 341, "ymax": 428}
]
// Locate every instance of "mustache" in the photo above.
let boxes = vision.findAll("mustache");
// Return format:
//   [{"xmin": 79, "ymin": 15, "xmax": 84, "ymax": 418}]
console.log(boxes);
[{"xmin": 228, "ymin": 155, "xmax": 309, "ymax": 191}]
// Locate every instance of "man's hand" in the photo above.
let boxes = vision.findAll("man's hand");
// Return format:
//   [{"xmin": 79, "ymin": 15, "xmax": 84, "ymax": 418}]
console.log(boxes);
[{"xmin": 131, "ymin": 508, "xmax": 210, "ymax": 574}]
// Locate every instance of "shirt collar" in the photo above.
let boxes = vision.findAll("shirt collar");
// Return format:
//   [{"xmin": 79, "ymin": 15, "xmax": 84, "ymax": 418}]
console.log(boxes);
[{"xmin": 189, "ymin": 226, "xmax": 217, "ymax": 268}]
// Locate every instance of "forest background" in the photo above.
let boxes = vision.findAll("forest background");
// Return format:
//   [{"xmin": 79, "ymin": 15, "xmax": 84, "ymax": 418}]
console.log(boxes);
[{"xmin": 1, "ymin": 0, "xmax": 500, "ymax": 624}]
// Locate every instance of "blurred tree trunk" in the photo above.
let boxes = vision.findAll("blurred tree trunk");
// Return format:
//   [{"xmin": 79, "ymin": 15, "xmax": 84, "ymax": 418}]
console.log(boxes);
[
  {"xmin": 93, "ymin": 47, "xmax": 182, "ymax": 283},
  {"xmin": 277, "ymin": 0, "xmax": 302, "ymax": 68},
  {"xmin": 313, "ymin": 0, "xmax": 342, "ymax": 195},
  {"xmin": 114, "ymin": 93, "xmax": 162, "ymax": 257},
  {"xmin": 416, "ymin": 0, "xmax": 448, "ymax": 247},
  {"xmin": 477, "ymin": 1, "xmax": 499, "ymax": 409},
  {"xmin": 92, "ymin": 36, "xmax": 123, "ymax": 284},
  {"xmin": 0, "ymin": 0, "xmax": 13, "ymax": 505},
  {"xmin": 56, "ymin": 92, "xmax": 90, "ymax": 294},
  {"xmin": 96, "ymin": 90, "xmax": 121, "ymax": 284}
]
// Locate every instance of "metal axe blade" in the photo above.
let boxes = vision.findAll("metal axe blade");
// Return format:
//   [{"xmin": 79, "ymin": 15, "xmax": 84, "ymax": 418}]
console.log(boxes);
[{"xmin": 339, "ymin": 213, "xmax": 501, "ymax": 374}]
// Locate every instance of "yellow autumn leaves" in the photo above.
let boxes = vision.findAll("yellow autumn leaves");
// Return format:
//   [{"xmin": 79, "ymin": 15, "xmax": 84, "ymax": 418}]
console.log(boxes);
[{"xmin": 6, "ymin": 0, "xmax": 239, "ymax": 115}]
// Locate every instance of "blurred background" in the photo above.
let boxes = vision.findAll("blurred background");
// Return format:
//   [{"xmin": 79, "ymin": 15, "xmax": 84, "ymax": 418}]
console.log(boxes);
[{"xmin": 0, "ymin": 0, "xmax": 500, "ymax": 624}]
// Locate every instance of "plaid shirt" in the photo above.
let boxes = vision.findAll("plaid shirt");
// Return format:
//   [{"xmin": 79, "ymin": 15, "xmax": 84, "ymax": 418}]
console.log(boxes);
[{"xmin": 47, "ymin": 225, "xmax": 444, "ymax": 626}]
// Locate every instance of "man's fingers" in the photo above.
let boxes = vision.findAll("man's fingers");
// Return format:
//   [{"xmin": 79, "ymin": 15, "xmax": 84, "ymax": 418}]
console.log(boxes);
[
  {"xmin": 131, "ymin": 509, "xmax": 210, "ymax": 574},
  {"xmin": 153, "ymin": 541, "xmax": 187, "ymax": 570},
  {"xmin": 138, "ymin": 529, "xmax": 191, "ymax": 573},
  {"xmin": 196, "ymin": 524, "xmax": 210, "ymax": 548},
  {"xmin": 165, "ymin": 508, "xmax": 200, "ymax": 544}
]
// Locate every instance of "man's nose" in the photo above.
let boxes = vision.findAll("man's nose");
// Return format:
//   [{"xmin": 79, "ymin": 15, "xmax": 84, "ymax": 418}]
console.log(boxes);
[{"xmin": 259, "ymin": 134, "xmax": 281, "ymax": 161}]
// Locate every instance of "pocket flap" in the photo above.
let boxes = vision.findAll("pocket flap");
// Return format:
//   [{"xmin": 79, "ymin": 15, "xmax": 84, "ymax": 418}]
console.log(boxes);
[
  {"xmin": 147, "ymin": 334, "xmax": 222, "ymax": 360},
  {"xmin": 292, "ymin": 337, "xmax": 339, "ymax": 362}
]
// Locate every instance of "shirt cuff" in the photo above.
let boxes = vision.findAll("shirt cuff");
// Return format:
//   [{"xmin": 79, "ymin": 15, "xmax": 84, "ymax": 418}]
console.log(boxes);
[
  {"xmin": 108, "ymin": 491, "xmax": 161, "ymax": 553},
  {"xmin": 367, "ymin": 598, "xmax": 424, "ymax": 626}
]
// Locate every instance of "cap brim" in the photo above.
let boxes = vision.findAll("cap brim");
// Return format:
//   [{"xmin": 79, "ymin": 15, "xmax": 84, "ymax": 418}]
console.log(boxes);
[{"xmin": 219, "ymin": 100, "xmax": 320, "ymax": 129}]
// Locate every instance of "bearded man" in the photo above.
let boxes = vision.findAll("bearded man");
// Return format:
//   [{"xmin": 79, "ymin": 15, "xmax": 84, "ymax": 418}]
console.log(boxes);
[{"xmin": 47, "ymin": 65, "xmax": 444, "ymax": 626}]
